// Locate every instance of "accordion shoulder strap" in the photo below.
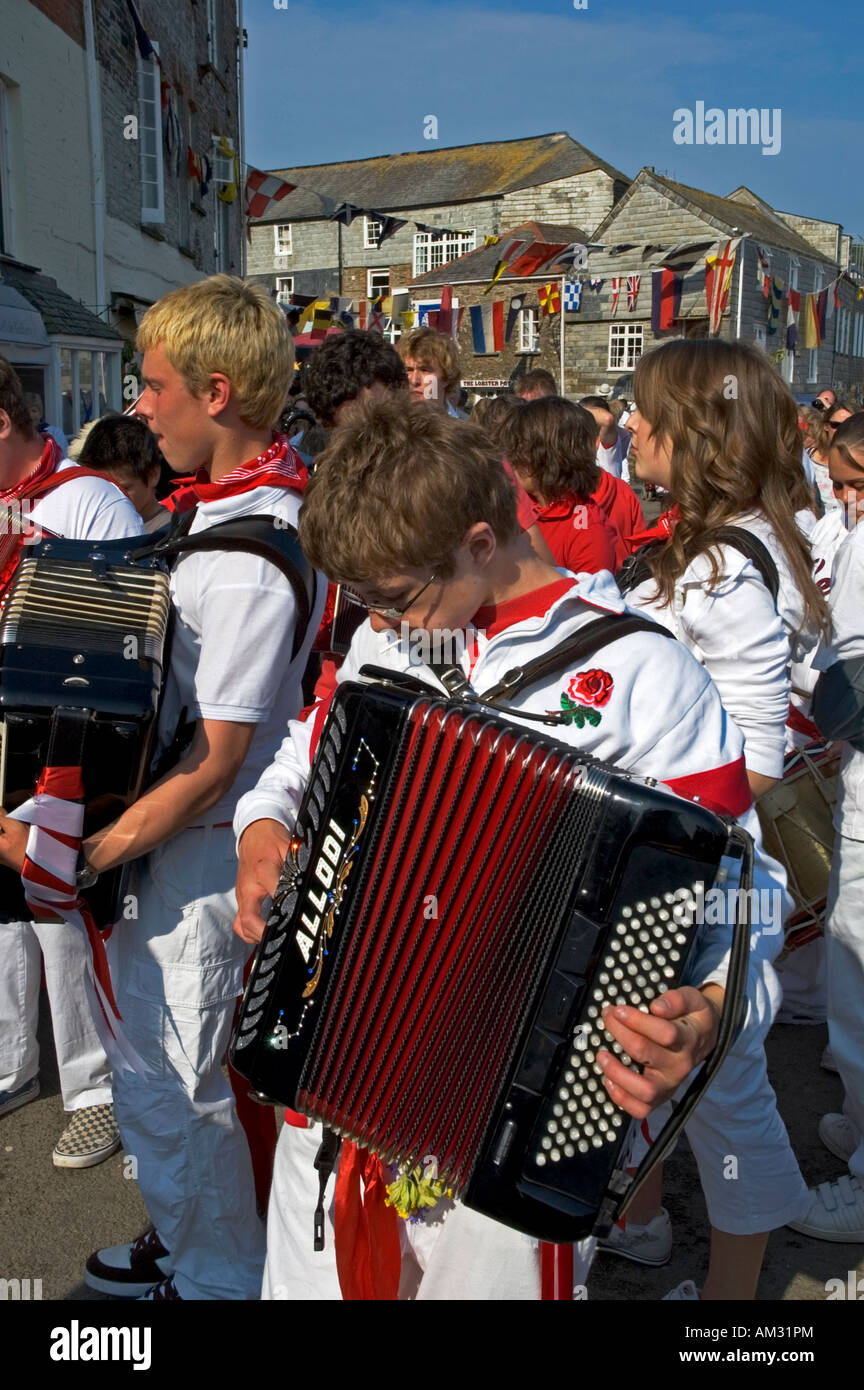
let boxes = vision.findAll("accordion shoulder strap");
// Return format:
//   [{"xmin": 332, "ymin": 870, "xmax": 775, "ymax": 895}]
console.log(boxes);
[
  {"xmin": 478, "ymin": 613, "xmax": 676, "ymax": 706},
  {"xmin": 617, "ymin": 526, "xmax": 779, "ymax": 605},
  {"xmin": 143, "ymin": 512, "xmax": 318, "ymax": 659}
]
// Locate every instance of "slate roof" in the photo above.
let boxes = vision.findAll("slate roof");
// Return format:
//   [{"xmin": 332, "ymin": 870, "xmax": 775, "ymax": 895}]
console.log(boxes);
[
  {"xmin": 256, "ymin": 133, "xmax": 631, "ymax": 223},
  {"xmin": 594, "ymin": 170, "xmax": 834, "ymax": 263},
  {"xmin": 0, "ymin": 263, "xmax": 121, "ymax": 340},
  {"xmin": 409, "ymin": 222, "xmax": 590, "ymax": 288}
]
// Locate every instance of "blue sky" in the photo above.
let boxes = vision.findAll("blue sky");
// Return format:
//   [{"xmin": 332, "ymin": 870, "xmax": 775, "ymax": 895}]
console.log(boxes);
[{"xmin": 243, "ymin": 0, "xmax": 863, "ymax": 236}]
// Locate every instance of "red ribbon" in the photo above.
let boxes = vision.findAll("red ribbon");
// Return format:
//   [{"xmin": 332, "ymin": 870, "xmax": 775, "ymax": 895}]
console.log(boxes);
[{"xmin": 333, "ymin": 1142, "xmax": 402, "ymax": 1300}]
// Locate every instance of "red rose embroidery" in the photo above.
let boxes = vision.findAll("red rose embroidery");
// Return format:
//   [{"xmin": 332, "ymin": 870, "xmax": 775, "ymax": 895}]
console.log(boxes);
[{"xmin": 567, "ymin": 668, "xmax": 614, "ymax": 708}]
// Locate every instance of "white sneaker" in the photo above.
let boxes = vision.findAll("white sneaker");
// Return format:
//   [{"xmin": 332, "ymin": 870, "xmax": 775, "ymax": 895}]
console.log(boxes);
[
  {"xmin": 819, "ymin": 1113, "xmax": 860, "ymax": 1164},
  {"xmin": 821, "ymin": 1045, "xmax": 839, "ymax": 1074},
  {"xmin": 663, "ymin": 1279, "xmax": 700, "ymax": 1300},
  {"xmin": 787, "ymin": 1175, "xmax": 864, "ymax": 1243},
  {"xmin": 598, "ymin": 1207, "xmax": 672, "ymax": 1266}
]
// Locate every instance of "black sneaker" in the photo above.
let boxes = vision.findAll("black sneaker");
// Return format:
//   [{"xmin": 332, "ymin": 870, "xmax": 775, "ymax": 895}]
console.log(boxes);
[
  {"xmin": 84, "ymin": 1227, "xmax": 174, "ymax": 1298},
  {"xmin": 0, "ymin": 1077, "xmax": 40, "ymax": 1118}
]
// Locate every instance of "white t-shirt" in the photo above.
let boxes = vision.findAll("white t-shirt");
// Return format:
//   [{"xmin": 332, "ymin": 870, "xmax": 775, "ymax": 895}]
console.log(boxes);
[
  {"xmin": 154, "ymin": 484, "xmax": 325, "ymax": 826},
  {"xmin": 596, "ymin": 426, "xmax": 632, "ymax": 483},
  {"xmin": 28, "ymin": 459, "xmax": 143, "ymax": 542}
]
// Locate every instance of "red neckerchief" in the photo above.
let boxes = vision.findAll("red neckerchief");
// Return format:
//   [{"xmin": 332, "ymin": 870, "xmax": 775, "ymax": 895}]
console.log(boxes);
[
  {"xmin": 0, "ymin": 433, "xmax": 63, "ymax": 503},
  {"xmin": 195, "ymin": 435, "xmax": 308, "ymax": 501},
  {"xmin": 625, "ymin": 504, "xmax": 680, "ymax": 551},
  {"xmin": 0, "ymin": 436, "xmax": 64, "ymax": 600}
]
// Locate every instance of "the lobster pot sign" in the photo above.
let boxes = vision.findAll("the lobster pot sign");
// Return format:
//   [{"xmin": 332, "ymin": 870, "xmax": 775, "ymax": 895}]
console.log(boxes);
[{"xmin": 231, "ymin": 677, "xmax": 736, "ymax": 1241}]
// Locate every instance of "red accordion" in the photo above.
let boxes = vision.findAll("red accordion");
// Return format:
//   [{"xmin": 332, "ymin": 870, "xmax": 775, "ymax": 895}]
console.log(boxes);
[{"xmin": 231, "ymin": 673, "xmax": 750, "ymax": 1241}]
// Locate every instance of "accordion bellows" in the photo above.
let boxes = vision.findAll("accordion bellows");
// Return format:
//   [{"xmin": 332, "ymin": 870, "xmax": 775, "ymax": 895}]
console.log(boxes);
[
  {"xmin": 231, "ymin": 676, "xmax": 735, "ymax": 1240},
  {"xmin": 0, "ymin": 536, "xmax": 172, "ymax": 925}
]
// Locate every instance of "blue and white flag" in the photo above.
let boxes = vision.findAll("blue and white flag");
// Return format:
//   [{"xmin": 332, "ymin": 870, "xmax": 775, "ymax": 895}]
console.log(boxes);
[{"xmin": 563, "ymin": 280, "xmax": 583, "ymax": 312}]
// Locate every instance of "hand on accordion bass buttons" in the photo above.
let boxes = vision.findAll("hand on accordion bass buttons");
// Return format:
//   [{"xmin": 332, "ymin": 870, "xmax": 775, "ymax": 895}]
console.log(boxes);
[
  {"xmin": 234, "ymin": 818, "xmax": 294, "ymax": 945},
  {"xmin": 596, "ymin": 984, "xmax": 724, "ymax": 1121},
  {"xmin": 0, "ymin": 812, "xmax": 30, "ymax": 873}
]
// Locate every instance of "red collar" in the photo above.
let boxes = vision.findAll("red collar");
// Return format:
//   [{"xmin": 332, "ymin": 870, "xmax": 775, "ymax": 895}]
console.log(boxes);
[
  {"xmin": 591, "ymin": 468, "xmax": 615, "ymax": 508},
  {"xmin": 0, "ymin": 434, "xmax": 63, "ymax": 503},
  {"xmin": 472, "ymin": 577, "xmax": 577, "ymax": 640},
  {"xmin": 627, "ymin": 505, "xmax": 680, "ymax": 549},
  {"xmin": 188, "ymin": 435, "xmax": 308, "ymax": 505}
]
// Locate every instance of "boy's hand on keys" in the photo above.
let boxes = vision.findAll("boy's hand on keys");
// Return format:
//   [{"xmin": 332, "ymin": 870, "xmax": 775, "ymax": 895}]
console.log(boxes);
[
  {"xmin": 597, "ymin": 984, "xmax": 723, "ymax": 1120},
  {"xmin": 234, "ymin": 818, "xmax": 293, "ymax": 945}
]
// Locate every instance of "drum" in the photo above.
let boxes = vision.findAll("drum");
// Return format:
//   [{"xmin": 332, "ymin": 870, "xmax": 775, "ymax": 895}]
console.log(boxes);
[{"xmin": 756, "ymin": 739, "xmax": 842, "ymax": 955}]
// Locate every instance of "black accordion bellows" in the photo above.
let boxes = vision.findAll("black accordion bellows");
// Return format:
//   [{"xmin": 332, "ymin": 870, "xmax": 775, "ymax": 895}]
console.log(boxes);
[
  {"xmin": 0, "ymin": 535, "xmax": 172, "ymax": 925},
  {"xmin": 231, "ymin": 674, "xmax": 748, "ymax": 1241}
]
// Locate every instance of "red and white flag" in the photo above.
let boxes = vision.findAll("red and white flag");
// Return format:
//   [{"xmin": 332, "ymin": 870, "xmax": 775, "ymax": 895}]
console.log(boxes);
[
  {"xmin": 610, "ymin": 277, "xmax": 621, "ymax": 316},
  {"xmin": 705, "ymin": 238, "xmax": 742, "ymax": 335},
  {"xmin": 244, "ymin": 168, "xmax": 296, "ymax": 220}
]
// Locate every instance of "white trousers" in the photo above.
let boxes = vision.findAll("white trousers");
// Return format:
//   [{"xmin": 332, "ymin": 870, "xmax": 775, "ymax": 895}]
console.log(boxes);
[
  {"xmin": 107, "ymin": 825, "xmax": 265, "ymax": 1300},
  {"xmin": 636, "ymin": 958, "xmax": 809, "ymax": 1234},
  {"xmin": 261, "ymin": 1120, "xmax": 597, "ymax": 1301},
  {"xmin": 0, "ymin": 917, "xmax": 112, "ymax": 1110},
  {"xmin": 825, "ymin": 833, "xmax": 864, "ymax": 1180}
]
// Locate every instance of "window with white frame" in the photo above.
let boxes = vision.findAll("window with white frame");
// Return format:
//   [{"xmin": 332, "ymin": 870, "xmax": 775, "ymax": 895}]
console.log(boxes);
[
  {"xmin": 275, "ymin": 276, "xmax": 294, "ymax": 304},
  {"xmin": 137, "ymin": 47, "xmax": 164, "ymax": 223},
  {"xmin": 367, "ymin": 268, "xmax": 390, "ymax": 300},
  {"xmin": 608, "ymin": 323, "xmax": 643, "ymax": 370},
  {"xmin": 364, "ymin": 217, "xmax": 383, "ymax": 249},
  {"xmin": 413, "ymin": 229, "xmax": 476, "ymax": 277},
  {"xmin": 206, "ymin": 0, "xmax": 220, "ymax": 69},
  {"xmin": 518, "ymin": 307, "xmax": 540, "ymax": 354},
  {"xmin": 808, "ymin": 348, "xmax": 818, "ymax": 383},
  {"xmin": 274, "ymin": 224, "xmax": 292, "ymax": 257}
]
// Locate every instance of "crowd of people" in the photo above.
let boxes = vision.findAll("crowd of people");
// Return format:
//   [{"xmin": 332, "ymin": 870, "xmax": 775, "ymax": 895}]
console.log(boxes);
[{"xmin": 0, "ymin": 273, "xmax": 862, "ymax": 1302}]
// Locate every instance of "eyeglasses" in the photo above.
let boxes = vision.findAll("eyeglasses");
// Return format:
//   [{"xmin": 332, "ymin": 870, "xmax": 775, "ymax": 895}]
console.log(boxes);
[{"xmin": 365, "ymin": 574, "xmax": 438, "ymax": 620}]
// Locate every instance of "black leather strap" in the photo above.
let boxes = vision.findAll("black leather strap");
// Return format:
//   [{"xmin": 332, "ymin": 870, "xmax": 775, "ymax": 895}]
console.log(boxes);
[
  {"xmin": 141, "ymin": 513, "xmax": 318, "ymax": 659},
  {"xmin": 617, "ymin": 526, "xmax": 780, "ymax": 605}
]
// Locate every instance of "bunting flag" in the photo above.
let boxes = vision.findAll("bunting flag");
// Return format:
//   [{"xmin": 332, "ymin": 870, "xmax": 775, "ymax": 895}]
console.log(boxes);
[
  {"xmin": 756, "ymin": 247, "xmax": 771, "ymax": 297},
  {"xmin": 505, "ymin": 293, "xmax": 526, "ymax": 342},
  {"xmin": 786, "ymin": 302, "xmax": 799, "ymax": 352},
  {"xmin": 437, "ymin": 285, "xmax": 454, "ymax": 335},
  {"xmin": 367, "ymin": 298, "xmax": 386, "ymax": 333},
  {"xmin": 483, "ymin": 239, "xmax": 525, "ymax": 294},
  {"xmin": 390, "ymin": 291, "xmax": 410, "ymax": 322},
  {"xmin": 651, "ymin": 269, "xmax": 682, "ymax": 331},
  {"xmin": 804, "ymin": 290, "xmax": 828, "ymax": 349},
  {"xmin": 626, "ymin": 274, "xmax": 641, "ymax": 311},
  {"xmin": 328, "ymin": 203, "xmax": 363, "ymax": 226},
  {"xmin": 834, "ymin": 282, "xmax": 842, "ymax": 310},
  {"xmin": 187, "ymin": 147, "xmax": 203, "ymax": 182},
  {"xmin": 538, "ymin": 283, "xmax": 561, "ymax": 316},
  {"xmin": 483, "ymin": 235, "xmax": 500, "ymax": 248},
  {"xmin": 766, "ymin": 276, "xmax": 785, "ymax": 336},
  {"xmin": 312, "ymin": 300, "xmax": 333, "ymax": 331},
  {"xmin": 506, "ymin": 242, "xmax": 568, "ymax": 278},
  {"xmin": 470, "ymin": 303, "xmax": 497, "ymax": 354},
  {"xmin": 357, "ymin": 300, "xmax": 367, "ymax": 330},
  {"xmin": 492, "ymin": 299, "xmax": 505, "ymax": 351},
  {"xmin": 126, "ymin": 0, "xmax": 158, "ymax": 61},
  {"xmin": 329, "ymin": 297, "xmax": 356, "ymax": 326},
  {"xmin": 788, "ymin": 287, "xmax": 801, "ymax": 312},
  {"xmin": 705, "ymin": 238, "xmax": 742, "ymax": 335},
  {"xmin": 563, "ymin": 280, "xmax": 583, "ymax": 312},
  {"xmin": 244, "ymin": 168, "xmax": 296, "ymax": 220},
  {"xmin": 588, "ymin": 278, "xmax": 604, "ymax": 291},
  {"xmin": 370, "ymin": 213, "xmax": 408, "ymax": 246},
  {"xmin": 216, "ymin": 136, "xmax": 237, "ymax": 204},
  {"xmin": 610, "ymin": 277, "xmax": 621, "ymax": 316}
]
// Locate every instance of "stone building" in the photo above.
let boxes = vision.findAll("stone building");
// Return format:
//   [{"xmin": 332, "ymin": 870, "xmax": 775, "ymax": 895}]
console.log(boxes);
[
  {"xmin": 0, "ymin": 0, "xmax": 242, "ymax": 435},
  {"xmin": 408, "ymin": 223, "xmax": 589, "ymax": 395},
  {"xmin": 561, "ymin": 169, "xmax": 864, "ymax": 400},
  {"xmin": 245, "ymin": 132, "xmax": 630, "ymax": 315}
]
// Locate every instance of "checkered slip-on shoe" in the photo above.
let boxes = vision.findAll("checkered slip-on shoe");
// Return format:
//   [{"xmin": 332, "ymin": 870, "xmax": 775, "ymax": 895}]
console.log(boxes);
[
  {"xmin": 53, "ymin": 1103, "xmax": 121, "ymax": 1170},
  {"xmin": 85, "ymin": 1228, "xmax": 174, "ymax": 1298}
]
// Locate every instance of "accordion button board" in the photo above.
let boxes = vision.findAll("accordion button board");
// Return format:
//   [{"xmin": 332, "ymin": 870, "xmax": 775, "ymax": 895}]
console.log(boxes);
[{"xmin": 230, "ymin": 677, "xmax": 736, "ymax": 1243}]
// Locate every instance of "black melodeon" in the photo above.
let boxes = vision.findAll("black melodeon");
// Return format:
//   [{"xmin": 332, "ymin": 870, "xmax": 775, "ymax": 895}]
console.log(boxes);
[
  {"xmin": 231, "ymin": 671, "xmax": 752, "ymax": 1242},
  {"xmin": 0, "ymin": 532, "xmax": 172, "ymax": 925},
  {"xmin": 0, "ymin": 518, "xmax": 316, "ymax": 928}
]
